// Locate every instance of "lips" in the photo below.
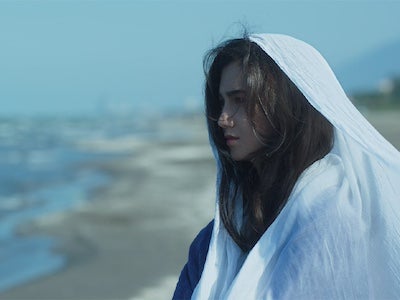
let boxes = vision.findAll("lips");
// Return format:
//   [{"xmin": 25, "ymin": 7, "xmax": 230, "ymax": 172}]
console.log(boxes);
[{"xmin": 224, "ymin": 134, "xmax": 239, "ymax": 146}]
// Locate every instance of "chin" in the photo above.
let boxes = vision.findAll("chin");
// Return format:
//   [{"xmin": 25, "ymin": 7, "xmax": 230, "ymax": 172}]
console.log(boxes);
[
  {"xmin": 230, "ymin": 155, "xmax": 243, "ymax": 161},
  {"xmin": 230, "ymin": 154, "xmax": 249, "ymax": 161},
  {"xmin": 230, "ymin": 151, "xmax": 258, "ymax": 162}
]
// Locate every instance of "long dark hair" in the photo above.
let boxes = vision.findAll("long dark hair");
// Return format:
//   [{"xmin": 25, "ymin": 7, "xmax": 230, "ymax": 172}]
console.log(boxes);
[{"xmin": 204, "ymin": 36, "xmax": 334, "ymax": 252}]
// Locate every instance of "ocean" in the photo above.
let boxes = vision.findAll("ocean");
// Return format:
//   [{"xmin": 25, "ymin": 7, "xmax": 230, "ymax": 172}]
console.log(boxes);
[{"xmin": 0, "ymin": 114, "xmax": 169, "ymax": 292}]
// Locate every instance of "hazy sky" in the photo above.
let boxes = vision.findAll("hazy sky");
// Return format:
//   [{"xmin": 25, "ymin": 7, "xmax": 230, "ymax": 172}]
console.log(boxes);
[{"xmin": 1, "ymin": 0, "xmax": 400, "ymax": 116}]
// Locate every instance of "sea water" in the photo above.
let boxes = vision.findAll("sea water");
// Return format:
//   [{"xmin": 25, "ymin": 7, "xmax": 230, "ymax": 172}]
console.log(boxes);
[{"xmin": 0, "ymin": 115, "xmax": 153, "ymax": 292}]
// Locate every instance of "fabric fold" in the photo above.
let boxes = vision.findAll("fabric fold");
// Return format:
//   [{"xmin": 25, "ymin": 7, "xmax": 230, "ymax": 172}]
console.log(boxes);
[{"xmin": 192, "ymin": 33, "xmax": 400, "ymax": 299}]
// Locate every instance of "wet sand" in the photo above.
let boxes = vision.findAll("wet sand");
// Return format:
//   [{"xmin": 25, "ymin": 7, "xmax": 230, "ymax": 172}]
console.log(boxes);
[
  {"xmin": 1, "ymin": 110, "xmax": 399, "ymax": 300},
  {"xmin": 1, "ymin": 114, "xmax": 216, "ymax": 300}
]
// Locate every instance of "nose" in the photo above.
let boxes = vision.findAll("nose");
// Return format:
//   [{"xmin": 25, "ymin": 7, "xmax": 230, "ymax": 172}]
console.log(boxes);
[{"xmin": 217, "ymin": 111, "xmax": 234, "ymax": 128}]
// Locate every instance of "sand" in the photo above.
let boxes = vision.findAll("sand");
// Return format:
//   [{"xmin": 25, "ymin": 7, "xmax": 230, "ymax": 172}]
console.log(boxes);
[
  {"xmin": 1, "ymin": 114, "xmax": 216, "ymax": 300},
  {"xmin": 1, "ymin": 110, "xmax": 399, "ymax": 300}
]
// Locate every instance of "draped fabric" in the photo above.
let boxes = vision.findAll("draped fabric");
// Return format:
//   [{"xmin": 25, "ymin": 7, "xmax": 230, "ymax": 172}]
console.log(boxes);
[{"xmin": 191, "ymin": 34, "xmax": 400, "ymax": 299}]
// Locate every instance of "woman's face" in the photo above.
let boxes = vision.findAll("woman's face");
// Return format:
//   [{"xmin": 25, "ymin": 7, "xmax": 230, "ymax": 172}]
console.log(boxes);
[{"xmin": 217, "ymin": 61, "xmax": 268, "ymax": 161}]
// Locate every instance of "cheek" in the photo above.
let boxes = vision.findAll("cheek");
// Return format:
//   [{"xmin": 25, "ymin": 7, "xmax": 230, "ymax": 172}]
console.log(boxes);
[{"xmin": 251, "ymin": 113, "xmax": 271, "ymax": 141}]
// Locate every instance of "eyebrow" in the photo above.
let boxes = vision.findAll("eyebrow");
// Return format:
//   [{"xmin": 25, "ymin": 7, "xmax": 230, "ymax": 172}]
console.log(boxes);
[{"xmin": 219, "ymin": 89, "xmax": 246, "ymax": 98}]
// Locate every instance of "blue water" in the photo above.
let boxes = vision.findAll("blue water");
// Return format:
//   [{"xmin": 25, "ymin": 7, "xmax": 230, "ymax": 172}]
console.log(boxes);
[{"xmin": 0, "ymin": 115, "xmax": 159, "ymax": 292}]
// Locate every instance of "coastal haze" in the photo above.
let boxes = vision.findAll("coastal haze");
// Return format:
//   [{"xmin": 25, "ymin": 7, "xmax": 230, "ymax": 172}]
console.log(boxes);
[
  {"xmin": 1, "ymin": 1, "xmax": 400, "ymax": 116},
  {"xmin": 1, "ymin": 1, "xmax": 400, "ymax": 299}
]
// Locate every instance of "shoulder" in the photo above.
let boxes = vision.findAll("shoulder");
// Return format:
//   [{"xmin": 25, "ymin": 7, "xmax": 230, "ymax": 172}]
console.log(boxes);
[
  {"xmin": 173, "ymin": 220, "xmax": 214, "ymax": 299},
  {"xmin": 289, "ymin": 153, "xmax": 352, "ymax": 219},
  {"xmin": 292, "ymin": 153, "xmax": 346, "ymax": 200},
  {"xmin": 190, "ymin": 220, "xmax": 214, "ymax": 258},
  {"xmin": 186, "ymin": 220, "xmax": 214, "ymax": 280},
  {"xmin": 268, "ymin": 153, "xmax": 356, "ymax": 246},
  {"xmin": 266, "ymin": 155, "xmax": 368, "ymax": 297}
]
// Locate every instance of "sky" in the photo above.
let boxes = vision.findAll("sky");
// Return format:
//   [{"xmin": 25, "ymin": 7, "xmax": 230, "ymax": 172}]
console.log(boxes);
[{"xmin": 1, "ymin": 0, "xmax": 400, "ymax": 117}]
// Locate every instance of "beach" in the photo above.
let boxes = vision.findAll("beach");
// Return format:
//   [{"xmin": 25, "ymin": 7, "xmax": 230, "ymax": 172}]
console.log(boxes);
[
  {"xmin": 1, "ymin": 110, "xmax": 399, "ymax": 300},
  {"xmin": 0, "ymin": 113, "xmax": 216, "ymax": 300}
]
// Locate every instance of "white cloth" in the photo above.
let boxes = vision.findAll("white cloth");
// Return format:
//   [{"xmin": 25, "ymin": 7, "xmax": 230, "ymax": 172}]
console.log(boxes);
[{"xmin": 192, "ymin": 34, "xmax": 400, "ymax": 299}]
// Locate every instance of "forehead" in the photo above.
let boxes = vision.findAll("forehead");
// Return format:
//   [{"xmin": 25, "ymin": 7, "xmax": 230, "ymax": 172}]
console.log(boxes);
[{"xmin": 219, "ymin": 61, "xmax": 245, "ymax": 94}]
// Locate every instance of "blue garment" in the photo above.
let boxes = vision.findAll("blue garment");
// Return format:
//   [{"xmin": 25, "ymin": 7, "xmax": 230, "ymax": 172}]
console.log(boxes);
[{"xmin": 172, "ymin": 220, "xmax": 214, "ymax": 300}]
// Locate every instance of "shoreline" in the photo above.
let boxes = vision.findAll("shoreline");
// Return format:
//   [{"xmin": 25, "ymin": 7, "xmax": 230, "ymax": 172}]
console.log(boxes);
[
  {"xmin": 1, "ymin": 116, "xmax": 216, "ymax": 299},
  {"xmin": 1, "ymin": 110, "xmax": 399, "ymax": 299}
]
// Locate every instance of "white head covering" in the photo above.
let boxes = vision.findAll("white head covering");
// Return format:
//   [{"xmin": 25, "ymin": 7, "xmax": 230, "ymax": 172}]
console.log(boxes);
[{"xmin": 192, "ymin": 34, "xmax": 400, "ymax": 299}]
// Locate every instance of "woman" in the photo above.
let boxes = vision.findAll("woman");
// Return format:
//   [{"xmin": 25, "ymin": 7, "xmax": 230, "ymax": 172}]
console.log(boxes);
[{"xmin": 173, "ymin": 33, "xmax": 400, "ymax": 299}]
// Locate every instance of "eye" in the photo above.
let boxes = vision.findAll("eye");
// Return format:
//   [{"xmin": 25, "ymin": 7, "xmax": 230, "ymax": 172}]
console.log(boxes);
[{"xmin": 234, "ymin": 97, "xmax": 245, "ymax": 104}]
